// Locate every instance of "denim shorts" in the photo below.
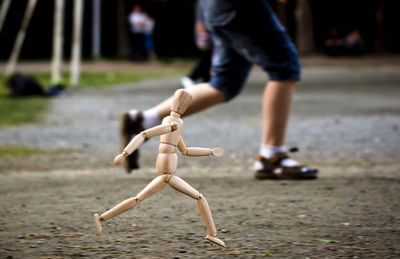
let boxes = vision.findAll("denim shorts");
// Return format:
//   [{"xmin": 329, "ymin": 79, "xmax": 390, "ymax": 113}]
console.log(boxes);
[{"xmin": 202, "ymin": 0, "xmax": 301, "ymax": 100}]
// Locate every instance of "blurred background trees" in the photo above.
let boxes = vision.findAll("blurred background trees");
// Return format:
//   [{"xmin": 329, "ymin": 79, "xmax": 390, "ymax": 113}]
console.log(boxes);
[{"xmin": 0, "ymin": 0, "xmax": 398, "ymax": 61}]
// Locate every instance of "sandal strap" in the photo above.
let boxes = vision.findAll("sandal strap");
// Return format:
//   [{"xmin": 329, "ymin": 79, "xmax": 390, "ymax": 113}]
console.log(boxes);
[{"xmin": 257, "ymin": 152, "xmax": 289, "ymax": 166}]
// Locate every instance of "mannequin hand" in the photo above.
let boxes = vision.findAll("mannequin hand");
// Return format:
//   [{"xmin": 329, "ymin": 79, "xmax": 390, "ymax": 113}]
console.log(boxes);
[
  {"xmin": 211, "ymin": 148, "xmax": 224, "ymax": 157},
  {"xmin": 114, "ymin": 152, "xmax": 128, "ymax": 165}
]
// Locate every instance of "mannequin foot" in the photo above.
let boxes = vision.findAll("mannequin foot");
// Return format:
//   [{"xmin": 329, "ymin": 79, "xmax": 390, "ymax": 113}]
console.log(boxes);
[
  {"xmin": 206, "ymin": 234, "xmax": 226, "ymax": 247},
  {"xmin": 94, "ymin": 214, "xmax": 102, "ymax": 235}
]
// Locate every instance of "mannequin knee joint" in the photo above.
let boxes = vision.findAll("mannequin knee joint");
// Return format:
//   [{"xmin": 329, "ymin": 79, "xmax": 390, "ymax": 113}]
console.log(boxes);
[{"xmin": 197, "ymin": 193, "xmax": 204, "ymax": 200}]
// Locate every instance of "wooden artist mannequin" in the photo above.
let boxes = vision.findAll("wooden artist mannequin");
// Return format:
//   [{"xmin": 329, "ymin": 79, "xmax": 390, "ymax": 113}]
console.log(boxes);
[{"xmin": 94, "ymin": 89, "xmax": 226, "ymax": 247}]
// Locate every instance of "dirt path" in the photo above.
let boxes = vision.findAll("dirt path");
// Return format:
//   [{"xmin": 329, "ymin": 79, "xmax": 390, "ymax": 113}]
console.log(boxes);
[
  {"xmin": 1, "ymin": 64, "xmax": 400, "ymax": 258},
  {"xmin": 1, "ymin": 166, "xmax": 399, "ymax": 258}
]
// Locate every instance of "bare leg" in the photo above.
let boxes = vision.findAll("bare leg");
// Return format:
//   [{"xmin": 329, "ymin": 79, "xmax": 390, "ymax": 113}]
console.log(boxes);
[
  {"xmin": 94, "ymin": 175, "xmax": 167, "ymax": 234},
  {"xmin": 153, "ymin": 83, "xmax": 226, "ymax": 118},
  {"xmin": 168, "ymin": 175, "xmax": 226, "ymax": 247},
  {"xmin": 262, "ymin": 80, "xmax": 295, "ymax": 146}
]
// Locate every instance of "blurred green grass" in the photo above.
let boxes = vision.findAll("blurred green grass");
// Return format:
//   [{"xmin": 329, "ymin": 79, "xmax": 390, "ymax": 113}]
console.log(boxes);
[
  {"xmin": 0, "ymin": 70, "xmax": 183, "ymax": 126},
  {"xmin": 0, "ymin": 97, "xmax": 49, "ymax": 126},
  {"xmin": 0, "ymin": 146, "xmax": 78, "ymax": 156}
]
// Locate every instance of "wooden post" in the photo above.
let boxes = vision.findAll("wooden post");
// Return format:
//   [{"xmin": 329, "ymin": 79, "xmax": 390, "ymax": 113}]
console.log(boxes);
[
  {"xmin": 70, "ymin": 0, "xmax": 84, "ymax": 88},
  {"xmin": 4, "ymin": 0, "xmax": 38, "ymax": 76},
  {"xmin": 0, "ymin": 0, "xmax": 11, "ymax": 33},
  {"xmin": 51, "ymin": 0, "xmax": 65, "ymax": 84},
  {"xmin": 374, "ymin": 0, "xmax": 388, "ymax": 53},
  {"xmin": 92, "ymin": 0, "xmax": 101, "ymax": 59},
  {"xmin": 116, "ymin": 0, "xmax": 130, "ymax": 58},
  {"xmin": 296, "ymin": 0, "xmax": 314, "ymax": 55}
]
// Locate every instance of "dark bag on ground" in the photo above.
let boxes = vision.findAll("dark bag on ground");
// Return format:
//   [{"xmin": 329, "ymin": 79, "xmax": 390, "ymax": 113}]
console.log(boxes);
[
  {"xmin": 7, "ymin": 73, "xmax": 46, "ymax": 97},
  {"xmin": 6, "ymin": 73, "xmax": 64, "ymax": 97}
]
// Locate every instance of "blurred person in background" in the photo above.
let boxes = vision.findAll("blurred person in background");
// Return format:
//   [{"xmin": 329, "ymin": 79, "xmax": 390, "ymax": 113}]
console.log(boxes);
[
  {"xmin": 343, "ymin": 29, "xmax": 365, "ymax": 56},
  {"xmin": 324, "ymin": 27, "xmax": 345, "ymax": 56},
  {"xmin": 129, "ymin": 4, "xmax": 148, "ymax": 61}
]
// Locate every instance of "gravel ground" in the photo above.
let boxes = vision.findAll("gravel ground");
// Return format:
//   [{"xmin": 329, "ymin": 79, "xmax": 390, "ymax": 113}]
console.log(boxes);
[
  {"xmin": 0, "ymin": 65, "xmax": 399, "ymax": 258},
  {"xmin": 1, "ymin": 67, "xmax": 399, "ymax": 170}
]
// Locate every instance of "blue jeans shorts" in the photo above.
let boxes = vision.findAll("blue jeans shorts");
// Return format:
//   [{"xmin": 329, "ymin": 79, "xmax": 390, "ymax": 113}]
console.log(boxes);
[{"xmin": 202, "ymin": 0, "xmax": 301, "ymax": 101}]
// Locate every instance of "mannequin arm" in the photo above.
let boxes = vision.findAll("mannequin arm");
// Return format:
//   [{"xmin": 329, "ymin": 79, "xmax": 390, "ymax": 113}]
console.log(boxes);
[
  {"xmin": 114, "ymin": 123, "xmax": 178, "ymax": 165},
  {"xmin": 143, "ymin": 122, "xmax": 178, "ymax": 138},
  {"xmin": 177, "ymin": 137, "xmax": 224, "ymax": 157}
]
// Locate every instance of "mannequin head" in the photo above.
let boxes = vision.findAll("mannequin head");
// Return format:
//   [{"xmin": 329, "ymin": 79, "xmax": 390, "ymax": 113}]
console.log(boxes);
[{"xmin": 171, "ymin": 89, "xmax": 192, "ymax": 116}]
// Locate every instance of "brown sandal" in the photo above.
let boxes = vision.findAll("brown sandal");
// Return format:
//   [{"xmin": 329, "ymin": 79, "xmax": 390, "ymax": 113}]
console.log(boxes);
[{"xmin": 254, "ymin": 152, "xmax": 318, "ymax": 180}]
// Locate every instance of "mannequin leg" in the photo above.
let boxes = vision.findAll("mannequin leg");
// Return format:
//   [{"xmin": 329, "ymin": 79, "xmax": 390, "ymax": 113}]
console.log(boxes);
[
  {"xmin": 94, "ymin": 175, "xmax": 167, "ymax": 234},
  {"xmin": 168, "ymin": 175, "xmax": 226, "ymax": 247}
]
